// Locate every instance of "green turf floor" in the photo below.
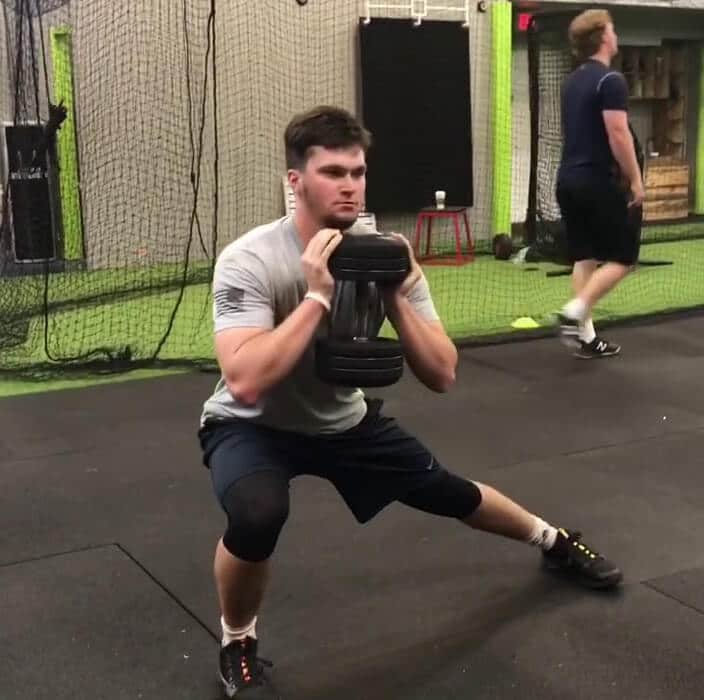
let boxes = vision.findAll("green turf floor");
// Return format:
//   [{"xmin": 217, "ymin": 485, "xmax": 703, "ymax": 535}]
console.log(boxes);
[
  {"xmin": 0, "ymin": 368, "xmax": 188, "ymax": 399},
  {"xmin": 1, "ymin": 238, "xmax": 703, "ymax": 397},
  {"xmin": 420, "ymin": 238, "xmax": 704, "ymax": 338}
]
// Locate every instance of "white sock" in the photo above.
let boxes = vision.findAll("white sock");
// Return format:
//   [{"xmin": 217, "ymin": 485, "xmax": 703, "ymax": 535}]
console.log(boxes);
[
  {"xmin": 562, "ymin": 298, "xmax": 588, "ymax": 322},
  {"xmin": 526, "ymin": 517, "xmax": 558, "ymax": 551},
  {"xmin": 221, "ymin": 615, "xmax": 257, "ymax": 647},
  {"xmin": 579, "ymin": 318, "xmax": 596, "ymax": 343}
]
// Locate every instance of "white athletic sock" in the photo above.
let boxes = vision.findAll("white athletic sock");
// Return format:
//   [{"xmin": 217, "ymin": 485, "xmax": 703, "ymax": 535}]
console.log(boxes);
[
  {"xmin": 526, "ymin": 517, "xmax": 558, "ymax": 551},
  {"xmin": 579, "ymin": 318, "xmax": 596, "ymax": 343},
  {"xmin": 221, "ymin": 615, "xmax": 257, "ymax": 647},
  {"xmin": 562, "ymin": 297, "xmax": 588, "ymax": 322}
]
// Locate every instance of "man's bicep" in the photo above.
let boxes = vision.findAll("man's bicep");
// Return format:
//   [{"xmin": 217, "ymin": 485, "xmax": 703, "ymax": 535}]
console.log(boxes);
[{"xmin": 215, "ymin": 326, "xmax": 268, "ymax": 367}]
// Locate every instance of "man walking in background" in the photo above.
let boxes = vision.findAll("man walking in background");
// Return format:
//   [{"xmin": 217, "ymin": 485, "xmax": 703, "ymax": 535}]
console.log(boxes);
[{"xmin": 556, "ymin": 9, "xmax": 645, "ymax": 358}]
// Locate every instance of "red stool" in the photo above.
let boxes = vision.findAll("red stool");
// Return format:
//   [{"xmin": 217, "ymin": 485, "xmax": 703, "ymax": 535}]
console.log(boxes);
[{"xmin": 413, "ymin": 206, "xmax": 474, "ymax": 265}]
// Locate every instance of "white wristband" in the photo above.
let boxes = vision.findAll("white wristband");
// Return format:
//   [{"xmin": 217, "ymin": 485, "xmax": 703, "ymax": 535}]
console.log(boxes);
[{"xmin": 304, "ymin": 290, "xmax": 331, "ymax": 312}]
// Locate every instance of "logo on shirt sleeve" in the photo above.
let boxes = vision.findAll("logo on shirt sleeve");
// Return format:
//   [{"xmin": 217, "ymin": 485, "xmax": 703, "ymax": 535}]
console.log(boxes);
[{"xmin": 214, "ymin": 287, "xmax": 245, "ymax": 317}]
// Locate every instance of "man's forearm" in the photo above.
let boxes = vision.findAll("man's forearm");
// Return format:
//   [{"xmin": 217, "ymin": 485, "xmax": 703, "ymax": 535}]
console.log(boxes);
[
  {"xmin": 386, "ymin": 294, "xmax": 457, "ymax": 392},
  {"xmin": 224, "ymin": 298, "xmax": 326, "ymax": 404},
  {"xmin": 609, "ymin": 131, "xmax": 642, "ymax": 187}
]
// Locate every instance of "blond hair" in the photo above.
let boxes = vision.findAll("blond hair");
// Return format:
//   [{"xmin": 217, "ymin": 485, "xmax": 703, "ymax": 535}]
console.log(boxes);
[{"xmin": 568, "ymin": 9, "xmax": 612, "ymax": 62}]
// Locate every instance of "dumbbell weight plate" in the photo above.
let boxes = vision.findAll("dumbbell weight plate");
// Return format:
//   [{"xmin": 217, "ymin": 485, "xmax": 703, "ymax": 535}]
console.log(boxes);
[
  {"xmin": 329, "ymin": 234, "xmax": 410, "ymax": 284},
  {"xmin": 315, "ymin": 337, "xmax": 404, "ymax": 387}
]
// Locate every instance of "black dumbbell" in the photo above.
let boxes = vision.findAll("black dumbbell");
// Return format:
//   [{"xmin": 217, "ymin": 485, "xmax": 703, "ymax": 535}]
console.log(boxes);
[
  {"xmin": 315, "ymin": 234, "xmax": 409, "ymax": 388},
  {"xmin": 327, "ymin": 232, "xmax": 410, "ymax": 284}
]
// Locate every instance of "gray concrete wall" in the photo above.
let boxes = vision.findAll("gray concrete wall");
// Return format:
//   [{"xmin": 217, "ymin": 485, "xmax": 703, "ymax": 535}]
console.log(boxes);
[
  {"xmin": 62, "ymin": 0, "xmax": 497, "ymax": 268},
  {"xmin": 3, "ymin": 1, "xmax": 702, "ymax": 266},
  {"xmin": 214, "ymin": 1, "xmax": 494, "ymax": 246},
  {"xmin": 70, "ymin": 0, "xmax": 215, "ymax": 269},
  {"xmin": 214, "ymin": 1, "xmax": 358, "ymax": 251}
]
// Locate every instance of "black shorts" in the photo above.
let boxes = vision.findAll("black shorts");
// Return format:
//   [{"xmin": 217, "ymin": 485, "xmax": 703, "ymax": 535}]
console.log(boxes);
[
  {"xmin": 198, "ymin": 399, "xmax": 449, "ymax": 524},
  {"xmin": 556, "ymin": 175, "xmax": 642, "ymax": 265}
]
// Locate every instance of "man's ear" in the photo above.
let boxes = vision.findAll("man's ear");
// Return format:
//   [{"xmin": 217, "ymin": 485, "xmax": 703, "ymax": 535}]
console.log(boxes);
[{"xmin": 288, "ymin": 169, "xmax": 302, "ymax": 193}]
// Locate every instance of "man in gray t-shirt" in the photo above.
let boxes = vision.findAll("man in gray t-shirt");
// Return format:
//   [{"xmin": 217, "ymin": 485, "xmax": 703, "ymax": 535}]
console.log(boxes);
[
  {"xmin": 200, "ymin": 106, "xmax": 622, "ymax": 699},
  {"xmin": 201, "ymin": 215, "xmax": 439, "ymax": 434}
]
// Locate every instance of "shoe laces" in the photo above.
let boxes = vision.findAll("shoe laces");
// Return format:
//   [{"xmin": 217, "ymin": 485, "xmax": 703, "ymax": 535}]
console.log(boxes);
[
  {"xmin": 563, "ymin": 530, "xmax": 602, "ymax": 562},
  {"xmin": 222, "ymin": 638, "xmax": 273, "ymax": 686}
]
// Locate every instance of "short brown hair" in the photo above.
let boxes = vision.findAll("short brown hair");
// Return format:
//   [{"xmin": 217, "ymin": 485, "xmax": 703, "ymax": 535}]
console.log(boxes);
[
  {"xmin": 284, "ymin": 106, "xmax": 372, "ymax": 170},
  {"xmin": 568, "ymin": 9, "xmax": 612, "ymax": 62}
]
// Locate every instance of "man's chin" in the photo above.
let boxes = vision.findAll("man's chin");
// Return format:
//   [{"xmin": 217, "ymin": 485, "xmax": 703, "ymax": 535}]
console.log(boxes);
[{"xmin": 322, "ymin": 214, "xmax": 358, "ymax": 231}]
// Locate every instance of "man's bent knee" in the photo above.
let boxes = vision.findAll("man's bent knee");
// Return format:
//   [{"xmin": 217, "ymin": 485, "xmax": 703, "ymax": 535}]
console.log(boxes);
[{"xmin": 221, "ymin": 471, "xmax": 290, "ymax": 562}]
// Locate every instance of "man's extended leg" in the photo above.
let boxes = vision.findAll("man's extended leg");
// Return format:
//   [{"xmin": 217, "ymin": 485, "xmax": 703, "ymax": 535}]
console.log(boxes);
[
  {"xmin": 399, "ymin": 473, "xmax": 623, "ymax": 590},
  {"xmin": 462, "ymin": 482, "xmax": 542, "ymax": 541},
  {"xmin": 467, "ymin": 482, "xmax": 621, "ymax": 588}
]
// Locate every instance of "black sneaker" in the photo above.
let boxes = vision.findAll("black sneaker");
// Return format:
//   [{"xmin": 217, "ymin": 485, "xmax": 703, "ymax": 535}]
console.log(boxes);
[
  {"xmin": 575, "ymin": 337, "xmax": 621, "ymax": 359},
  {"xmin": 219, "ymin": 637, "xmax": 278, "ymax": 698},
  {"xmin": 543, "ymin": 529, "xmax": 623, "ymax": 590},
  {"xmin": 556, "ymin": 312, "xmax": 581, "ymax": 349}
]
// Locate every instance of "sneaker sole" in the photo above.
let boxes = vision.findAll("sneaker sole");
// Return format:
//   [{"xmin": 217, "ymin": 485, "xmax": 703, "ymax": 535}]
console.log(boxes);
[
  {"xmin": 574, "ymin": 347, "xmax": 621, "ymax": 360},
  {"xmin": 218, "ymin": 670, "xmax": 281, "ymax": 699},
  {"xmin": 218, "ymin": 672, "xmax": 238, "ymax": 699},
  {"xmin": 542, "ymin": 560, "xmax": 623, "ymax": 590}
]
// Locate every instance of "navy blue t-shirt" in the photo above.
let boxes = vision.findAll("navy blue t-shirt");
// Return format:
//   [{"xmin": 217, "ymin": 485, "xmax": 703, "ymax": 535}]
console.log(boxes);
[{"xmin": 558, "ymin": 59, "xmax": 629, "ymax": 181}]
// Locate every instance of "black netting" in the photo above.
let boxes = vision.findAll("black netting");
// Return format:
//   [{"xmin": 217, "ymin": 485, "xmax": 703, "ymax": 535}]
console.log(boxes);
[
  {"xmin": 1, "ymin": 2, "xmax": 702, "ymax": 376},
  {"xmin": 0, "ymin": 0, "xmax": 70, "ymax": 17},
  {"xmin": 526, "ymin": 14, "xmax": 574, "ymax": 263},
  {"xmin": 1, "ymin": 0, "xmax": 218, "ymax": 373}
]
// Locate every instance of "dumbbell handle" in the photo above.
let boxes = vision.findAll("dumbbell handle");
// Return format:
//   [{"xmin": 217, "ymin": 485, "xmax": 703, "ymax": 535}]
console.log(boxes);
[
  {"xmin": 353, "ymin": 281, "xmax": 373, "ymax": 340},
  {"xmin": 329, "ymin": 280, "xmax": 381, "ymax": 340}
]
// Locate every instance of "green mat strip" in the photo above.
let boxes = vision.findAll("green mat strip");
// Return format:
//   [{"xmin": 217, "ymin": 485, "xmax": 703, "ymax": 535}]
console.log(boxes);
[
  {"xmin": 695, "ymin": 43, "xmax": 704, "ymax": 215},
  {"xmin": 490, "ymin": 0, "xmax": 513, "ymax": 237},
  {"xmin": 50, "ymin": 26, "xmax": 84, "ymax": 260}
]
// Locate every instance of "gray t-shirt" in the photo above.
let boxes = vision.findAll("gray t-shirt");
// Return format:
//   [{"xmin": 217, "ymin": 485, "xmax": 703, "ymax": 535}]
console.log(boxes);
[{"xmin": 200, "ymin": 216, "xmax": 439, "ymax": 434}]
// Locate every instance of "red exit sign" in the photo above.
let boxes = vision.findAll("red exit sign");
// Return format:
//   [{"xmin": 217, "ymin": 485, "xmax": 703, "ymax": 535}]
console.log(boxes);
[{"xmin": 517, "ymin": 12, "xmax": 533, "ymax": 32}]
